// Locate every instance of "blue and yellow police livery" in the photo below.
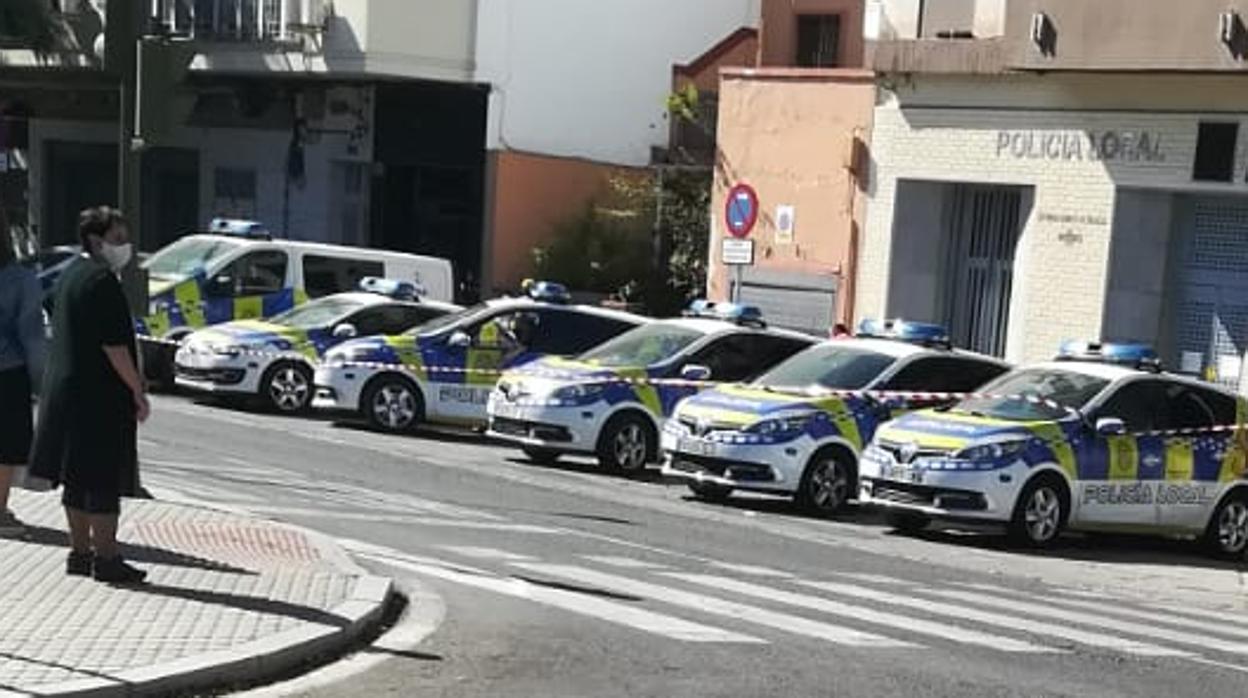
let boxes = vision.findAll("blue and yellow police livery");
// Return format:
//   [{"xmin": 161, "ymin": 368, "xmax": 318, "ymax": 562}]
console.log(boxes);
[
  {"xmin": 487, "ymin": 302, "xmax": 815, "ymax": 472},
  {"xmin": 175, "ymin": 279, "xmax": 457, "ymax": 413},
  {"xmin": 660, "ymin": 320, "xmax": 1009, "ymax": 515},
  {"xmin": 312, "ymin": 283, "xmax": 647, "ymax": 432},
  {"xmin": 860, "ymin": 341, "xmax": 1248, "ymax": 556}
]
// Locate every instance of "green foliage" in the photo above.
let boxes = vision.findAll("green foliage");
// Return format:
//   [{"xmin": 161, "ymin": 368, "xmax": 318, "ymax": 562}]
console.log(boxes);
[
  {"xmin": 666, "ymin": 84, "xmax": 700, "ymax": 124},
  {"xmin": 530, "ymin": 169, "xmax": 713, "ymax": 316},
  {"xmin": 530, "ymin": 177, "xmax": 653, "ymax": 298},
  {"xmin": 0, "ymin": 0, "xmax": 60, "ymax": 52}
]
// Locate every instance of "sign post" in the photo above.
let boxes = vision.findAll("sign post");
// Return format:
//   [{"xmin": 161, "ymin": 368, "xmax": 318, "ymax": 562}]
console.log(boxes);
[{"xmin": 723, "ymin": 183, "xmax": 759, "ymax": 303}]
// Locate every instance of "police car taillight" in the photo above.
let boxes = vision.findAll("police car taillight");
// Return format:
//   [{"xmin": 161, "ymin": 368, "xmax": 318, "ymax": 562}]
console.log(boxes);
[
  {"xmin": 1056, "ymin": 340, "xmax": 1162, "ymax": 371},
  {"xmin": 857, "ymin": 318, "xmax": 951, "ymax": 349}
]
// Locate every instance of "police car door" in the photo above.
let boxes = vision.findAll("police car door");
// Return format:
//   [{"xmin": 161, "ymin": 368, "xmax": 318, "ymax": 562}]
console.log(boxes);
[
  {"xmin": 1076, "ymin": 379, "xmax": 1167, "ymax": 527},
  {"xmin": 433, "ymin": 309, "xmax": 540, "ymax": 422},
  {"xmin": 1155, "ymin": 384, "xmax": 1235, "ymax": 531}
]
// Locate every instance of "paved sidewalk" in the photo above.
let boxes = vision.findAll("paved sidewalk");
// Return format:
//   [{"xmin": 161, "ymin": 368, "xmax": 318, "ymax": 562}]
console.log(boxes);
[{"xmin": 0, "ymin": 490, "xmax": 392, "ymax": 697}]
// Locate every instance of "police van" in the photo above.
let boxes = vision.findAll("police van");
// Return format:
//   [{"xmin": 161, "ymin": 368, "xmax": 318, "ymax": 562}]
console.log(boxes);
[
  {"xmin": 313, "ymin": 282, "xmax": 648, "ymax": 432},
  {"xmin": 660, "ymin": 320, "xmax": 1009, "ymax": 515},
  {"xmin": 175, "ymin": 278, "xmax": 459, "ymax": 413},
  {"xmin": 860, "ymin": 342, "xmax": 1248, "ymax": 557},
  {"xmin": 139, "ymin": 219, "xmax": 454, "ymax": 381},
  {"xmin": 486, "ymin": 301, "xmax": 815, "ymax": 472}
]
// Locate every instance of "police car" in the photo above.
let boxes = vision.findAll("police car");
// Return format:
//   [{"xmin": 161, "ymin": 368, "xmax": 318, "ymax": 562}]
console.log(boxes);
[
  {"xmin": 175, "ymin": 278, "xmax": 458, "ymax": 413},
  {"xmin": 860, "ymin": 341, "xmax": 1248, "ymax": 557},
  {"xmin": 312, "ymin": 282, "xmax": 647, "ymax": 432},
  {"xmin": 486, "ymin": 301, "xmax": 816, "ymax": 472},
  {"xmin": 660, "ymin": 320, "xmax": 1010, "ymax": 515}
]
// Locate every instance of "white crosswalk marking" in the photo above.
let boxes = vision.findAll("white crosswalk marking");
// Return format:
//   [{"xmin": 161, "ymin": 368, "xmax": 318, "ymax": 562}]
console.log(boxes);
[
  {"xmin": 512, "ymin": 563, "xmax": 917, "ymax": 649},
  {"xmin": 927, "ymin": 589, "xmax": 1248, "ymax": 655},
  {"xmin": 956, "ymin": 583, "xmax": 1248, "ymax": 641},
  {"xmin": 438, "ymin": 546, "xmax": 537, "ymax": 561},
  {"xmin": 663, "ymin": 572, "xmax": 1055, "ymax": 653},
  {"xmin": 705, "ymin": 563, "xmax": 794, "ymax": 579},
  {"xmin": 581, "ymin": 556, "xmax": 670, "ymax": 570},
  {"xmin": 359, "ymin": 554, "xmax": 766, "ymax": 644},
  {"xmin": 798, "ymin": 580, "xmax": 1188, "ymax": 657}
]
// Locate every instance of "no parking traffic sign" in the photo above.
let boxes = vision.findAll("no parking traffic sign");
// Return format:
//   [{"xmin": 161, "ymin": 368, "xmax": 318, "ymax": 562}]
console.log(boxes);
[{"xmin": 724, "ymin": 183, "xmax": 759, "ymax": 239}]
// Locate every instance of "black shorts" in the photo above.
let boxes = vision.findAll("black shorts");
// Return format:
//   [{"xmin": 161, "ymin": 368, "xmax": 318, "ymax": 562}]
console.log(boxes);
[
  {"xmin": 62, "ymin": 485, "xmax": 121, "ymax": 515},
  {"xmin": 0, "ymin": 366, "xmax": 33, "ymax": 464}
]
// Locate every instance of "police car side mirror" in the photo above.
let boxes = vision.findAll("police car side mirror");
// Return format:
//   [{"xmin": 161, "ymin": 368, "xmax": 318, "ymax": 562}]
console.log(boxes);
[
  {"xmin": 680, "ymin": 364, "xmax": 712, "ymax": 381},
  {"xmin": 448, "ymin": 330, "xmax": 472, "ymax": 349},
  {"xmin": 332, "ymin": 323, "xmax": 358, "ymax": 340},
  {"xmin": 1095, "ymin": 417, "xmax": 1127, "ymax": 437}
]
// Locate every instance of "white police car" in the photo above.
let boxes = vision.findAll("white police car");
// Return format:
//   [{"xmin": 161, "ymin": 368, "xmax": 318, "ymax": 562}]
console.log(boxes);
[
  {"xmin": 660, "ymin": 320, "xmax": 1009, "ymax": 515},
  {"xmin": 486, "ymin": 301, "xmax": 815, "ymax": 472},
  {"xmin": 860, "ymin": 342, "xmax": 1248, "ymax": 556},
  {"xmin": 311, "ymin": 282, "xmax": 648, "ymax": 432},
  {"xmin": 175, "ymin": 278, "xmax": 458, "ymax": 413}
]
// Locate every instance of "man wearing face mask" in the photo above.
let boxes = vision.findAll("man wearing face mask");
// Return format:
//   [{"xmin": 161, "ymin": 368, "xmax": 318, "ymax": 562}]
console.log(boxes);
[{"xmin": 29, "ymin": 206, "xmax": 149, "ymax": 585}]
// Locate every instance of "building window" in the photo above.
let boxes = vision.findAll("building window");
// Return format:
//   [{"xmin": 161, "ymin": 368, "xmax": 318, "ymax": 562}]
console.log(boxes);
[
  {"xmin": 213, "ymin": 167, "xmax": 257, "ymax": 219},
  {"xmin": 1193, "ymin": 122, "xmax": 1239, "ymax": 182},
  {"xmin": 796, "ymin": 14, "xmax": 841, "ymax": 68}
]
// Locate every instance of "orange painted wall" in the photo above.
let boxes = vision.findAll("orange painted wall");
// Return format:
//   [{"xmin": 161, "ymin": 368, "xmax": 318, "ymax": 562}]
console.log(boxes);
[
  {"xmin": 760, "ymin": 0, "xmax": 866, "ymax": 68},
  {"xmin": 708, "ymin": 68, "xmax": 874, "ymax": 325},
  {"xmin": 674, "ymin": 31, "xmax": 760, "ymax": 94},
  {"xmin": 486, "ymin": 150, "xmax": 623, "ymax": 292}
]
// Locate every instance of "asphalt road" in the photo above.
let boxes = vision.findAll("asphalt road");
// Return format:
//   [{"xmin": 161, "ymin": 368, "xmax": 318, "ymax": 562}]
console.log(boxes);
[{"xmin": 138, "ymin": 394, "xmax": 1248, "ymax": 698}]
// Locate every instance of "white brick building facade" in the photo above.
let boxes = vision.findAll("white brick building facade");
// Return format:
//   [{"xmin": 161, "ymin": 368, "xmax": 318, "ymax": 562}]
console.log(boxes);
[{"xmin": 857, "ymin": 73, "xmax": 1248, "ymax": 378}]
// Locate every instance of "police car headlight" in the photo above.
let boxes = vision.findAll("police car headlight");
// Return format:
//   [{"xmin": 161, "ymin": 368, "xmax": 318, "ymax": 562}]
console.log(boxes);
[
  {"xmin": 954, "ymin": 439, "xmax": 1028, "ymax": 462},
  {"xmin": 327, "ymin": 347, "xmax": 374, "ymax": 364},
  {"xmin": 551, "ymin": 383, "xmax": 606, "ymax": 402},
  {"xmin": 746, "ymin": 414, "xmax": 814, "ymax": 436},
  {"xmin": 211, "ymin": 344, "xmax": 245, "ymax": 357}
]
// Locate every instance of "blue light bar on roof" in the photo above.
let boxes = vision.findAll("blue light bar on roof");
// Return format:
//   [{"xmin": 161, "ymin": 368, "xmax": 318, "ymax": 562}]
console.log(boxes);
[
  {"xmin": 857, "ymin": 318, "xmax": 950, "ymax": 347},
  {"xmin": 359, "ymin": 277, "xmax": 419, "ymax": 301},
  {"xmin": 527, "ymin": 280, "xmax": 571, "ymax": 304},
  {"xmin": 1056, "ymin": 340, "xmax": 1161, "ymax": 370},
  {"xmin": 209, "ymin": 218, "xmax": 272, "ymax": 239},
  {"xmin": 684, "ymin": 299, "xmax": 765, "ymax": 327}
]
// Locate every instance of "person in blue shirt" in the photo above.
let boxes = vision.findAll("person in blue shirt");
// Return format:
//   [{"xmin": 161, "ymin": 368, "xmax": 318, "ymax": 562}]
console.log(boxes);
[{"xmin": 0, "ymin": 213, "xmax": 47, "ymax": 538}]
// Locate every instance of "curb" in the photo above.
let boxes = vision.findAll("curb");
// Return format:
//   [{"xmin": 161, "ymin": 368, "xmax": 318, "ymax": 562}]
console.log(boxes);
[{"xmin": 12, "ymin": 574, "xmax": 393, "ymax": 698}]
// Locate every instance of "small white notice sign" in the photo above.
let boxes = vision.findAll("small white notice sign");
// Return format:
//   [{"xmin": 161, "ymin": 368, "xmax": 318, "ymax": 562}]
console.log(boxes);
[
  {"xmin": 1180, "ymin": 351, "xmax": 1203, "ymax": 374},
  {"xmin": 775, "ymin": 205, "xmax": 795, "ymax": 244},
  {"xmin": 721, "ymin": 238, "xmax": 755, "ymax": 265}
]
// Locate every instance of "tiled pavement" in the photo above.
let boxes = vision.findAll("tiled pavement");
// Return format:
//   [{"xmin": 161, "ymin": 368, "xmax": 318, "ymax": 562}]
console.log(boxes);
[{"xmin": 0, "ymin": 490, "xmax": 392, "ymax": 697}]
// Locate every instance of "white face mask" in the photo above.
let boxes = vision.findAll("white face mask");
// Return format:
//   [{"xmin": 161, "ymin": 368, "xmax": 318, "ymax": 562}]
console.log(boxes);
[{"xmin": 99, "ymin": 242, "xmax": 133, "ymax": 271}]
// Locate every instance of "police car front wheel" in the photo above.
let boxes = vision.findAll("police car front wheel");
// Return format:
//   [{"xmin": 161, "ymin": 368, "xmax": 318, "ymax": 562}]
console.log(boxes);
[
  {"xmin": 1205, "ymin": 492, "xmax": 1248, "ymax": 559},
  {"xmin": 363, "ymin": 376, "xmax": 424, "ymax": 433},
  {"xmin": 1008, "ymin": 475, "xmax": 1069, "ymax": 548},
  {"xmin": 262, "ymin": 362, "xmax": 314, "ymax": 414},
  {"xmin": 797, "ymin": 451, "xmax": 854, "ymax": 517},
  {"xmin": 598, "ymin": 414, "xmax": 655, "ymax": 474}
]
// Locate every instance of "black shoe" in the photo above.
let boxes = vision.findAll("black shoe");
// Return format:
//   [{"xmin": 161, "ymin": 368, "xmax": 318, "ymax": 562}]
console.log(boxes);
[
  {"xmin": 93, "ymin": 556, "xmax": 147, "ymax": 585},
  {"xmin": 67, "ymin": 551, "xmax": 93, "ymax": 577}
]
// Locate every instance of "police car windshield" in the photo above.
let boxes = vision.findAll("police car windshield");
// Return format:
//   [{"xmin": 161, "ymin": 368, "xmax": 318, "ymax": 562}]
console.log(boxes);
[
  {"xmin": 270, "ymin": 297, "xmax": 369, "ymax": 330},
  {"xmin": 579, "ymin": 323, "xmax": 704, "ymax": 368},
  {"xmin": 755, "ymin": 345, "xmax": 895, "ymax": 391},
  {"xmin": 954, "ymin": 368, "xmax": 1109, "ymax": 421},
  {"xmin": 145, "ymin": 237, "xmax": 243, "ymax": 279}
]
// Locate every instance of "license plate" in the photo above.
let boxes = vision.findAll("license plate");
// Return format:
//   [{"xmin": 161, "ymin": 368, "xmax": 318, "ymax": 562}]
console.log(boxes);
[
  {"xmin": 883, "ymin": 464, "xmax": 924, "ymax": 484},
  {"xmin": 677, "ymin": 437, "xmax": 718, "ymax": 457},
  {"xmin": 492, "ymin": 402, "xmax": 525, "ymax": 420}
]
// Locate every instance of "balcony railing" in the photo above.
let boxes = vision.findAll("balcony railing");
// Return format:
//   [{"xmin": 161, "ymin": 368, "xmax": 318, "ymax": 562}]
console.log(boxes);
[{"xmin": 151, "ymin": 0, "xmax": 326, "ymax": 42}]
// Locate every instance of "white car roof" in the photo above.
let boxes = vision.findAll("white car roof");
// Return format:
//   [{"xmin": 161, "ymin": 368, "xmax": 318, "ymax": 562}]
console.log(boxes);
[
  {"xmin": 480, "ymin": 297, "xmax": 650, "ymax": 325},
  {"xmin": 655, "ymin": 317, "xmax": 817, "ymax": 343},
  {"xmin": 1025, "ymin": 360, "xmax": 1240, "ymax": 398},
  {"xmin": 321, "ymin": 292, "xmax": 460, "ymax": 313},
  {"xmin": 805, "ymin": 337, "xmax": 1009, "ymax": 365}
]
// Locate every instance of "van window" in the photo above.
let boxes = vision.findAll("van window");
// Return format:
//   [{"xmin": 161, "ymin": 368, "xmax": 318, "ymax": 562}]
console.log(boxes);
[
  {"xmin": 303, "ymin": 255, "xmax": 385, "ymax": 298},
  {"xmin": 207, "ymin": 250, "xmax": 288, "ymax": 297}
]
